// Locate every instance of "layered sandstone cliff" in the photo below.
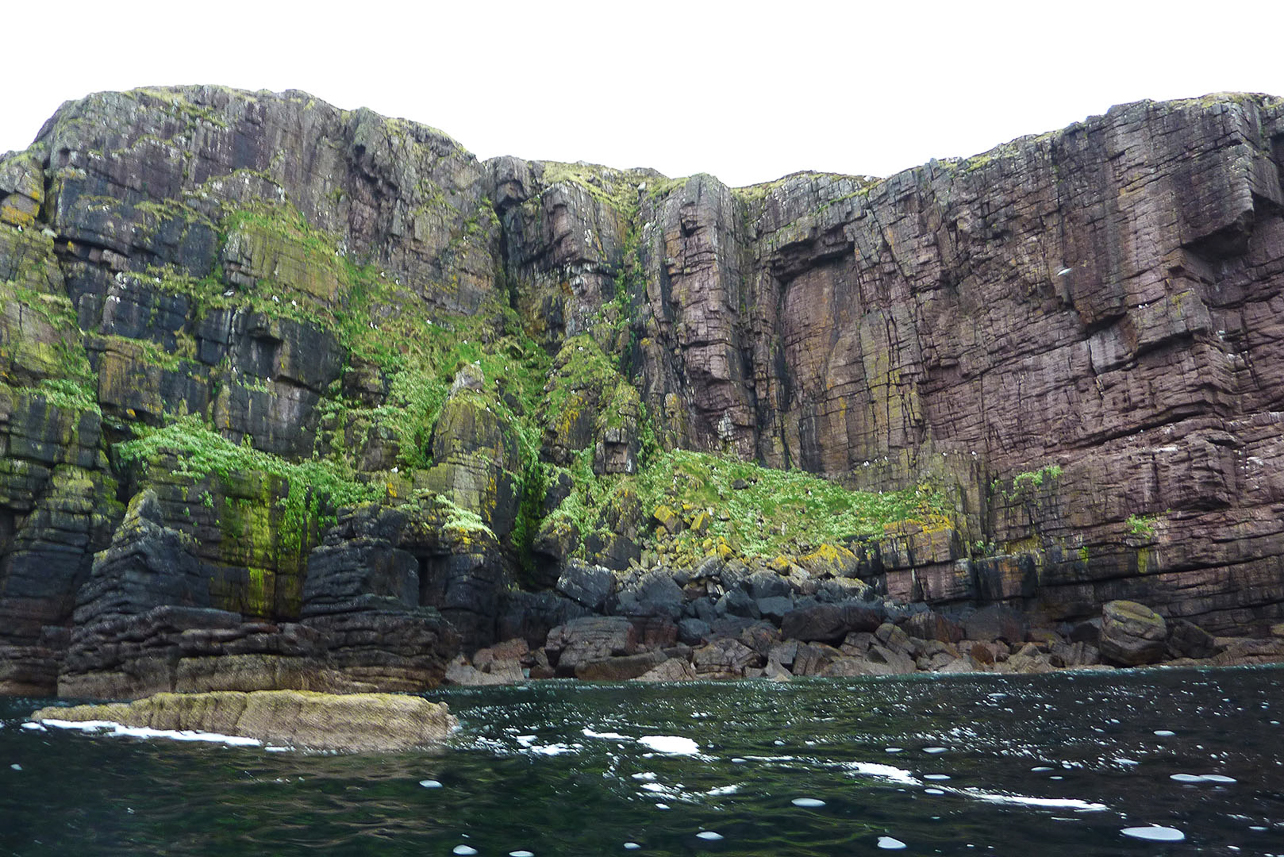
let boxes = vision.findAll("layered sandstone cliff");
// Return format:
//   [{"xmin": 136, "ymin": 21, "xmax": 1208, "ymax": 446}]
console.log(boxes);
[{"xmin": 1, "ymin": 86, "xmax": 1281, "ymax": 697}]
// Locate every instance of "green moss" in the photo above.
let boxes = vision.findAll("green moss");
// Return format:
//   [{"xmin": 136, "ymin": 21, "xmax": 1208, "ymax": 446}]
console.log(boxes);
[
  {"xmin": 116, "ymin": 414, "xmax": 380, "ymax": 556},
  {"xmin": 540, "ymin": 161, "xmax": 650, "ymax": 210}
]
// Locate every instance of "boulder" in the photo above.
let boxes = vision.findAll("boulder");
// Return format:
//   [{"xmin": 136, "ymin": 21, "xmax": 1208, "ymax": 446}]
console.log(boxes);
[
  {"xmin": 616, "ymin": 571, "xmax": 684, "ymax": 620},
  {"xmin": 781, "ymin": 603, "xmax": 882, "ymax": 644},
  {"xmin": 574, "ymin": 651, "xmax": 669, "ymax": 681},
  {"xmin": 677, "ymin": 618, "xmax": 712, "ymax": 646},
  {"xmin": 633, "ymin": 658, "xmax": 696, "ymax": 682},
  {"xmin": 905, "ymin": 611, "xmax": 964, "ymax": 644},
  {"xmin": 691, "ymin": 638, "xmax": 761, "ymax": 677},
  {"xmin": 556, "ymin": 562, "xmax": 617, "ymax": 612},
  {"xmin": 962, "ymin": 605, "xmax": 1027, "ymax": 645},
  {"xmin": 1099, "ymin": 601, "xmax": 1167, "ymax": 666},
  {"xmin": 1165, "ymin": 619, "xmax": 1220, "ymax": 660},
  {"xmin": 32, "ymin": 689, "xmax": 456, "ymax": 752},
  {"xmin": 545, "ymin": 616, "xmax": 637, "ymax": 676}
]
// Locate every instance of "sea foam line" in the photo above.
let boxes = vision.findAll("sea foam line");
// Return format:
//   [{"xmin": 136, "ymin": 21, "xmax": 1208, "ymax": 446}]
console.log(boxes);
[{"xmin": 36, "ymin": 718, "xmax": 263, "ymax": 747}]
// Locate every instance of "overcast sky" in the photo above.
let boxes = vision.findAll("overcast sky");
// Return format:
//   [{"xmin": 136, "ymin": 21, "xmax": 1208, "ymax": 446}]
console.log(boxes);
[{"xmin": 5, "ymin": 2, "xmax": 1282, "ymax": 187}]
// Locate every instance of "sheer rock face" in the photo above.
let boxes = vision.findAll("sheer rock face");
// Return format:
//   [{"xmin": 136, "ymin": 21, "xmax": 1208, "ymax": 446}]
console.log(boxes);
[{"xmin": 2, "ymin": 86, "xmax": 1284, "ymax": 697}]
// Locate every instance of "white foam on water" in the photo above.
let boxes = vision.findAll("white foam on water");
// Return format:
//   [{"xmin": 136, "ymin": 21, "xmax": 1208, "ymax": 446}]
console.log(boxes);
[
  {"xmin": 1172, "ymin": 772, "xmax": 1237, "ymax": 784},
  {"xmin": 843, "ymin": 762, "xmax": 921, "ymax": 786},
  {"xmin": 877, "ymin": 836, "xmax": 908, "ymax": 849},
  {"xmin": 1113, "ymin": 758, "xmax": 1139, "ymax": 766},
  {"xmin": 40, "ymin": 718, "xmax": 261, "ymax": 747},
  {"xmin": 20, "ymin": 722, "xmax": 45, "ymax": 732},
  {"xmin": 264, "ymin": 746, "xmax": 293, "ymax": 753},
  {"xmin": 791, "ymin": 797, "xmax": 825, "ymax": 807},
  {"xmin": 730, "ymin": 757, "xmax": 747, "ymax": 764},
  {"xmin": 923, "ymin": 747, "xmax": 947, "ymax": 754},
  {"xmin": 924, "ymin": 788, "xmax": 945, "ymax": 795},
  {"xmin": 1030, "ymin": 766, "xmax": 1055, "ymax": 772},
  {"xmin": 623, "ymin": 844, "xmax": 641, "ymax": 850},
  {"xmin": 583, "ymin": 728, "xmax": 629, "ymax": 740},
  {"xmin": 509, "ymin": 851, "xmax": 535, "ymax": 856},
  {"xmin": 1121, "ymin": 826, "xmax": 1185, "ymax": 842},
  {"xmin": 637, "ymin": 735, "xmax": 699, "ymax": 755},
  {"xmin": 631, "ymin": 772, "xmax": 657, "ymax": 781},
  {"xmin": 514, "ymin": 734, "xmax": 537, "ymax": 746},
  {"xmin": 884, "ymin": 747, "xmax": 904, "ymax": 753},
  {"xmin": 452, "ymin": 846, "xmax": 478, "ymax": 855},
  {"xmin": 654, "ymin": 803, "xmax": 670, "ymax": 810},
  {"xmin": 641, "ymin": 783, "xmax": 671, "ymax": 794},
  {"xmin": 959, "ymin": 789, "xmax": 1107, "ymax": 811},
  {"xmin": 419, "ymin": 779, "xmax": 443, "ymax": 788},
  {"xmin": 527, "ymin": 743, "xmax": 575, "ymax": 756},
  {"xmin": 10, "ymin": 763, "xmax": 20, "ymax": 771},
  {"xmin": 705, "ymin": 785, "xmax": 739, "ymax": 796},
  {"xmin": 924, "ymin": 774, "xmax": 951, "ymax": 781},
  {"xmin": 696, "ymin": 831, "xmax": 724, "ymax": 841},
  {"xmin": 1154, "ymin": 730, "xmax": 1176, "ymax": 737}
]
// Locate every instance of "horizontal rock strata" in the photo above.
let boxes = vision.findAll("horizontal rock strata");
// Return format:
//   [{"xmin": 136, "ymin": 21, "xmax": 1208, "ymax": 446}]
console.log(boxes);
[{"xmin": 2, "ymin": 85, "xmax": 1284, "ymax": 696}]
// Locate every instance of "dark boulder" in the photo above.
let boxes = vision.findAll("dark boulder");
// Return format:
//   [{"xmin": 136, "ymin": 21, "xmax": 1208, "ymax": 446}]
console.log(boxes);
[
  {"xmin": 1099, "ymin": 600, "xmax": 1167, "ymax": 666},
  {"xmin": 781, "ymin": 603, "xmax": 882, "ymax": 644}
]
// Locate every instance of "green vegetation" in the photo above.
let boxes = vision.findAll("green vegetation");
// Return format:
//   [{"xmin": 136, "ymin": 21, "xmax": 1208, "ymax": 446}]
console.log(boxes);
[
  {"xmin": 1011, "ymin": 464, "xmax": 1062, "ymax": 492},
  {"xmin": 545, "ymin": 446, "xmax": 951, "ymax": 566},
  {"xmin": 1125, "ymin": 512, "xmax": 1164, "ymax": 539},
  {"xmin": 116, "ymin": 415, "xmax": 380, "ymax": 555},
  {"xmin": 33, "ymin": 377, "xmax": 100, "ymax": 414}
]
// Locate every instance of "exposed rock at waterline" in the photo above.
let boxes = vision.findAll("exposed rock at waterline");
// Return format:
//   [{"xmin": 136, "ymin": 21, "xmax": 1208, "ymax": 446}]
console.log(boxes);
[{"xmin": 32, "ymin": 689, "xmax": 457, "ymax": 752}]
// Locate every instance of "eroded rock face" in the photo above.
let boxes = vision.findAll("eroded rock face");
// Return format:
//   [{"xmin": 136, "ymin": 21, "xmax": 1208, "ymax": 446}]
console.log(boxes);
[
  {"xmin": 3, "ymin": 85, "xmax": 1284, "ymax": 697},
  {"xmin": 31, "ymin": 689, "xmax": 457, "ymax": 752}
]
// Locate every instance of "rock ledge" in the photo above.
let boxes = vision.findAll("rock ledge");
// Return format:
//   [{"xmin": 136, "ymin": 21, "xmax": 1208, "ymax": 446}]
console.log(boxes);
[{"xmin": 31, "ymin": 689, "xmax": 456, "ymax": 752}]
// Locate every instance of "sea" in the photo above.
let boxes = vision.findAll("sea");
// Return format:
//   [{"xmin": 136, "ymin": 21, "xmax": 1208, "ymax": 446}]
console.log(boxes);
[{"xmin": 1, "ymin": 666, "xmax": 1281, "ymax": 855}]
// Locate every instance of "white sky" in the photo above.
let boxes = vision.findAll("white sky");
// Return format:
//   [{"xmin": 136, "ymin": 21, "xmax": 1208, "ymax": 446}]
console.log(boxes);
[{"xmin": 4, "ymin": 1, "xmax": 1282, "ymax": 187}]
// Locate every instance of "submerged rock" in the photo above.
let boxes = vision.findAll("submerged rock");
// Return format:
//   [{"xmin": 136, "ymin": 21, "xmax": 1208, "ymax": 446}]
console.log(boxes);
[{"xmin": 31, "ymin": 689, "xmax": 457, "ymax": 752}]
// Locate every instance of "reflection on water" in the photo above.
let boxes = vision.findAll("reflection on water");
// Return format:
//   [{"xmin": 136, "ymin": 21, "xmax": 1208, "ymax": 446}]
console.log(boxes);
[{"xmin": 2, "ymin": 666, "xmax": 1282, "ymax": 855}]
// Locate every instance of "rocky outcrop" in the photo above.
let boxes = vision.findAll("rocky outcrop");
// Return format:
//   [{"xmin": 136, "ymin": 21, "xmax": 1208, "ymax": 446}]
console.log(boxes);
[
  {"xmin": 31, "ymin": 689, "xmax": 457, "ymax": 752},
  {"xmin": 3, "ymin": 85, "xmax": 1284, "ymax": 697}
]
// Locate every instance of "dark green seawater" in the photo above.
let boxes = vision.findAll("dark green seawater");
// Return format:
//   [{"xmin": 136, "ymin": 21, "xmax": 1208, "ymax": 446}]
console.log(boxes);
[{"xmin": 2, "ymin": 667, "xmax": 1282, "ymax": 856}]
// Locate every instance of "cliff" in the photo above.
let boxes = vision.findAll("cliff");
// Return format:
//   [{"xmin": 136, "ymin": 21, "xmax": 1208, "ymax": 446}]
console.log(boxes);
[{"xmin": 1, "ymin": 86, "xmax": 1282, "ymax": 696}]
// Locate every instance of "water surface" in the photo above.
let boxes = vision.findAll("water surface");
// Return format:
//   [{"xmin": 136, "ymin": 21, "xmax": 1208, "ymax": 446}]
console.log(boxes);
[{"xmin": 2, "ymin": 666, "xmax": 1281, "ymax": 855}]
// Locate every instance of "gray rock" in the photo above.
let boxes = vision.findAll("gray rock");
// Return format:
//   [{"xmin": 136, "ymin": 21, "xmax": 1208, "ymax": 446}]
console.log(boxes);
[{"xmin": 1099, "ymin": 601, "xmax": 1167, "ymax": 666}]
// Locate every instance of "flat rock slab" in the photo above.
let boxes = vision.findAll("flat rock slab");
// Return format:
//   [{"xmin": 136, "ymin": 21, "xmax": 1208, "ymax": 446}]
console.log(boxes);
[{"xmin": 31, "ymin": 689, "xmax": 456, "ymax": 752}]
